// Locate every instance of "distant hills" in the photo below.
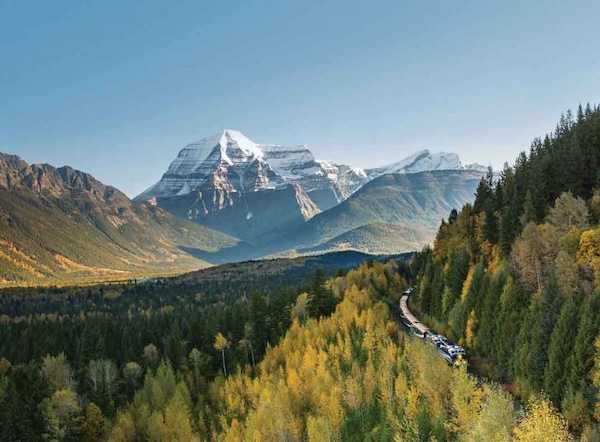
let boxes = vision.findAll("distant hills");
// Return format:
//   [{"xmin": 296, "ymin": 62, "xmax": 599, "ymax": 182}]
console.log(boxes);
[
  {"xmin": 175, "ymin": 249, "xmax": 411, "ymax": 285},
  {"xmin": 0, "ymin": 153, "xmax": 238, "ymax": 286},
  {"xmin": 257, "ymin": 169, "xmax": 484, "ymax": 257}
]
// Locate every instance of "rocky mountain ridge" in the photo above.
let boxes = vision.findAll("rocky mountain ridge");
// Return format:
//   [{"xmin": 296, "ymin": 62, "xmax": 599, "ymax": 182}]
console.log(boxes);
[
  {"xmin": 136, "ymin": 130, "xmax": 486, "ymax": 210},
  {"xmin": 0, "ymin": 153, "xmax": 239, "ymax": 285},
  {"xmin": 135, "ymin": 130, "xmax": 487, "ymax": 243}
]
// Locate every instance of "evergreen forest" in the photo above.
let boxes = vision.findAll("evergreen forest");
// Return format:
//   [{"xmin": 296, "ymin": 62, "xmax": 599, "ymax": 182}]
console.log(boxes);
[{"xmin": 3, "ymin": 106, "xmax": 600, "ymax": 440}]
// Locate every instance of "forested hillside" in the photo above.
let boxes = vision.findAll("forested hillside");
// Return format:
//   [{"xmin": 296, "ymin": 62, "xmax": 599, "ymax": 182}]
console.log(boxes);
[
  {"xmin": 0, "ymin": 153, "xmax": 239, "ymax": 286},
  {"xmin": 0, "ymin": 256, "xmax": 573, "ymax": 440},
  {"xmin": 412, "ymin": 104, "xmax": 600, "ymax": 439},
  {"xmin": 265, "ymin": 169, "xmax": 484, "ymax": 256},
  {"xmin": 0, "ymin": 255, "xmax": 333, "ymax": 440}
]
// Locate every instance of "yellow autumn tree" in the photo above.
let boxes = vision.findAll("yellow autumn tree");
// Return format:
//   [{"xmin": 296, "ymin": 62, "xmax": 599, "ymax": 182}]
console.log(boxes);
[
  {"xmin": 447, "ymin": 364, "xmax": 482, "ymax": 435},
  {"xmin": 514, "ymin": 396, "xmax": 572, "ymax": 442},
  {"xmin": 206, "ymin": 259, "xmax": 570, "ymax": 441},
  {"xmin": 461, "ymin": 267, "xmax": 476, "ymax": 302},
  {"xmin": 108, "ymin": 410, "xmax": 136, "ymax": 442},
  {"xmin": 214, "ymin": 332, "xmax": 231, "ymax": 377},
  {"xmin": 465, "ymin": 309, "xmax": 478, "ymax": 349},
  {"xmin": 464, "ymin": 384, "xmax": 515, "ymax": 442},
  {"xmin": 577, "ymin": 229, "xmax": 600, "ymax": 289},
  {"xmin": 592, "ymin": 336, "xmax": 600, "ymax": 421}
]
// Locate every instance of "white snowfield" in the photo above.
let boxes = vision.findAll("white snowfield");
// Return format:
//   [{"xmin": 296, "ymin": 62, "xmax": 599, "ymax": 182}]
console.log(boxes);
[
  {"xmin": 135, "ymin": 130, "xmax": 487, "ymax": 207},
  {"xmin": 364, "ymin": 150, "xmax": 487, "ymax": 179}
]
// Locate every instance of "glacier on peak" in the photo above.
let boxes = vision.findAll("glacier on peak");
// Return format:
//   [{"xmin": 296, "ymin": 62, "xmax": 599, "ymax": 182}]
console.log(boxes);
[
  {"xmin": 135, "ymin": 130, "xmax": 487, "ymax": 212},
  {"xmin": 464, "ymin": 163, "xmax": 489, "ymax": 172},
  {"xmin": 364, "ymin": 150, "xmax": 465, "ymax": 179}
]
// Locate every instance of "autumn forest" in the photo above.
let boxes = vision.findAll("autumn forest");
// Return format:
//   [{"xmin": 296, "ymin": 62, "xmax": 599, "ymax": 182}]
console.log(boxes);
[{"xmin": 2, "ymin": 106, "xmax": 600, "ymax": 441}]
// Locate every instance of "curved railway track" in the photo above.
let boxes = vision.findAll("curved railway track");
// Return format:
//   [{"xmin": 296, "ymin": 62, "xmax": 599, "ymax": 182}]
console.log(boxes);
[{"xmin": 399, "ymin": 288, "xmax": 466, "ymax": 364}]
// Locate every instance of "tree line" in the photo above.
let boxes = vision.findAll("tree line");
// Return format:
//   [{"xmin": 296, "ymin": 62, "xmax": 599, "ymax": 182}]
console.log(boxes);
[
  {"xmin": 0, "ymin": 261, "xmax": 342, "ymax": 440},
  {"xmin": 412, "ymin": 104, "xmax": 600, "ymax": 439}
]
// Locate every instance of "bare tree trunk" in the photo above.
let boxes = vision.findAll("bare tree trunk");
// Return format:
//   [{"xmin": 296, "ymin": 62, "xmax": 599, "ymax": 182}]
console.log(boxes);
[
  {"xmin": 249, "ymin": 342, "xmax": 256, "ymax": 372},
  {"xmin": 534, "ymin": 257, "xmax": 542, "ymax": 293},
  {"xmin": 221, "ymin": 349, "xmax": 227, "ymax": 377}
]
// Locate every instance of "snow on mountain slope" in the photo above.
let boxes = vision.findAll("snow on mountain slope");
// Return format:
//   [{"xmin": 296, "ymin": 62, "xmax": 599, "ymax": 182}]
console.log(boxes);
[
  {"xmin": 136, "ymin": 130, "xmax": 487, "ymax": 216},
  {"xmin": 137, "ymin": 132, "xmax": 368, "ymax": 211},
  {"xmin": 137, "ymin": 130, "xmax": 283, "ymax": 201},
  {"xmin": 261, "ymin": 145, "xmax": 364, "ymax": 210},
  {"xmin": 464, "ymin": 163, "xmax": 489, "ymax": 172},
  {"xmin": 261, "ymin": 144, "xmax": 316, "ymax": 180},
  {"xmin": 366, "ymin": 150, "xmax": 463, "ymax": 179}
]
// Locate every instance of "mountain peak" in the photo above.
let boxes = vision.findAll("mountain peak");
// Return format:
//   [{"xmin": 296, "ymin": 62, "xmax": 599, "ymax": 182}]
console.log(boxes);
[
  {"xmin": 220, "ymin": 129, "xmax": 263, "ymax": 158},
  {"xmin": 365, "ymin": 150, "xmax": 464, "ymax": 179},
  {"xmin": 135, "ymin": 131, "xmax": 487, "ymax": 215}
]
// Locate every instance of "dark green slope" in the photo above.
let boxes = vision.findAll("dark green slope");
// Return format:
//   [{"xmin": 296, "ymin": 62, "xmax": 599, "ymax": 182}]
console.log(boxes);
[
  {"xmin": 296, "ymin": 222, "xmax": 431, "ymax": 254},
  {"xmin": 175, "ymin": 250, "xmax": 409, "ymax": 285},
  {"xmin": 0, "ymin": 153, "xmax": 240, "ymax": 286},
  {"xmin": 264, "ymin": 169, "xmax": 484, "ymax": 255}
]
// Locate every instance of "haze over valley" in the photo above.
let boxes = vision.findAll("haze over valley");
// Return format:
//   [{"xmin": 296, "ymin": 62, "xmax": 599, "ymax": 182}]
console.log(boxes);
[{"xmin": 0, "ymin": 130, "xmax": 487, "ymax": 285}]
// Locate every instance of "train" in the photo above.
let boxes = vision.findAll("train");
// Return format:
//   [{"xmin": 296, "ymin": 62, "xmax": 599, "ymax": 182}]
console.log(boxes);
[{"xmin": 399, "ymin": 288, "xmax": 466, "ymax": 365}]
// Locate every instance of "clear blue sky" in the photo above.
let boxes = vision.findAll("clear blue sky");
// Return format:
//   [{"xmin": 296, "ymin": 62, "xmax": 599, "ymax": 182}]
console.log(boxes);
[{"xmin": 1, "ymin": 1, "xmax": 599, "ymax": 197}]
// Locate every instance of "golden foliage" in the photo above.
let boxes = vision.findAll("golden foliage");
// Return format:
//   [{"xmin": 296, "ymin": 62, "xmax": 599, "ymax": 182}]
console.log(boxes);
[
  {"xmin": 0, "ymin": 249, "xmax": 44, "ymax": 277},
  {"xmin": 461, "ymin": 267, "xmax": 476, "ymax": 302},
  {"xmin": 108, "ymin": 410, "xmax": 136, "ymax": 442},
  {"xmin": 514, "ymin": 396, "xmax": 572, "ymax": 442},
  {"xmin": 210, "ymin": 261, "xmax": 573, "ymax": 440},
  {"xmin": 446, "ymin": 365, "xmax": 482, "ymax": 434},
  {"xmin": 592, "ymin": 336, "xmax": 600, "ymax": 421},
  {"xmin": 577, "ymin": 229, "xmax": 600, "ymax": 289},
  {"xmin": 214, "ymin": 333, "xmax": 231, "ymax": 352},
  {"xmin": 465, "ymin": 309, "xmax": 477, "ymax": 349},
  {"xmin": 103, "ymin": 259, "xmax": 576, "ymax": 440}
]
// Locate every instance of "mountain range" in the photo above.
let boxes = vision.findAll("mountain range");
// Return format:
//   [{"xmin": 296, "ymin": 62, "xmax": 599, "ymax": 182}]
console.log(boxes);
[
  {"xmin": 0, "ymin": 130, "xmax": 487, "ymax": 285},
  {"xmin": 135, "ymin": 130, "xmax": 486, "ymax": 245}
]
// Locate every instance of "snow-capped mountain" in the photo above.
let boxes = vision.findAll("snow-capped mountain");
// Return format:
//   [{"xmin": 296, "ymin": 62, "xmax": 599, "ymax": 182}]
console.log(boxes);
[
  {"xmin": 137, "ymin": 130, "xmax": 368, "ymax": 212},
  {"xmin": 135, "ymin": 130, "xmax": 324, "ymax": 244},
  {"xmin": 261, "ymin": 144, "xmax": 368, "ymax": 210},
  {"xmin": 365, "ymin": 150, "xmax": 486, "ymax": 179},
  {"xmin": 137, "ymin": 130, "xmax": 285, "ymax": 201},
  {"xmin": 135, "ymin": 130, "xmax": 486, "ymax": 244},
  {"xmin": 137, "ymin": 130, "xmax": 486, "ymax": 207}
]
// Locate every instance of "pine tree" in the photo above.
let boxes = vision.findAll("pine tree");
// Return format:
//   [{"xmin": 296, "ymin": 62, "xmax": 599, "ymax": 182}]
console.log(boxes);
[
  {"xmin": 0, "ymin": 363, "xmax": 52, "ymax": 441},
  {"xmin": 446, "ymin": 249, "xmax": 469, "ymax": 308},
  {"xmin": 495, "ymin": 278, "xmax": 527, "ymax": 374},
  {"xmin": 473, "ymin": 172, "xmax": 493, "ymax": 214},
  {"xmin": 448, "ymin": 208, "xmax": 458, "ymax": 225},
  {"xmin": 307, "ymin": 269, "xmax": 337, "ymax": 318},
  {"xmin": 544, "ymin": 297, "xmax": 579, "ymax": 404},
  {"xmin": 429, "ymin": 265, "xmax": 445, "ymax": 318},
  {"xmin": 498, "ymin": 208, "xmax": 515, "ymax": 256},
  {"xmin": 566, "ymin": 298, "xmax": 599, "ymax": 394},
  {"xmin": 269, "ymin": 290, "xmax": 292, "ymax": 339},
  {"xmin": 475, "ymin": 270, "xmax": 505, "ymax": 356},
  {"xmin": 419, "ymin": 264, "xmax": 433, "ymax": 315},
  {"xmin": 483, "ymin": 206, "xmax": 499, "ymax": 244},
  {"xmin": 515, "ymin": 274, "xmax": 562, "ymax": 389},
  {"xmin": 530, "ymin": 273, "xmax": 564, "ymax": 388},
  {"xmin": 522, "ymin": 190, "xmax": 536, "ymax": 225},
  {"xmin": 249, "ymin": 291, "xmax": 269, "ymax": 356},
  {"xmin": 512, "ymin": 298, "xmax": 542, "ymax": 387}
]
